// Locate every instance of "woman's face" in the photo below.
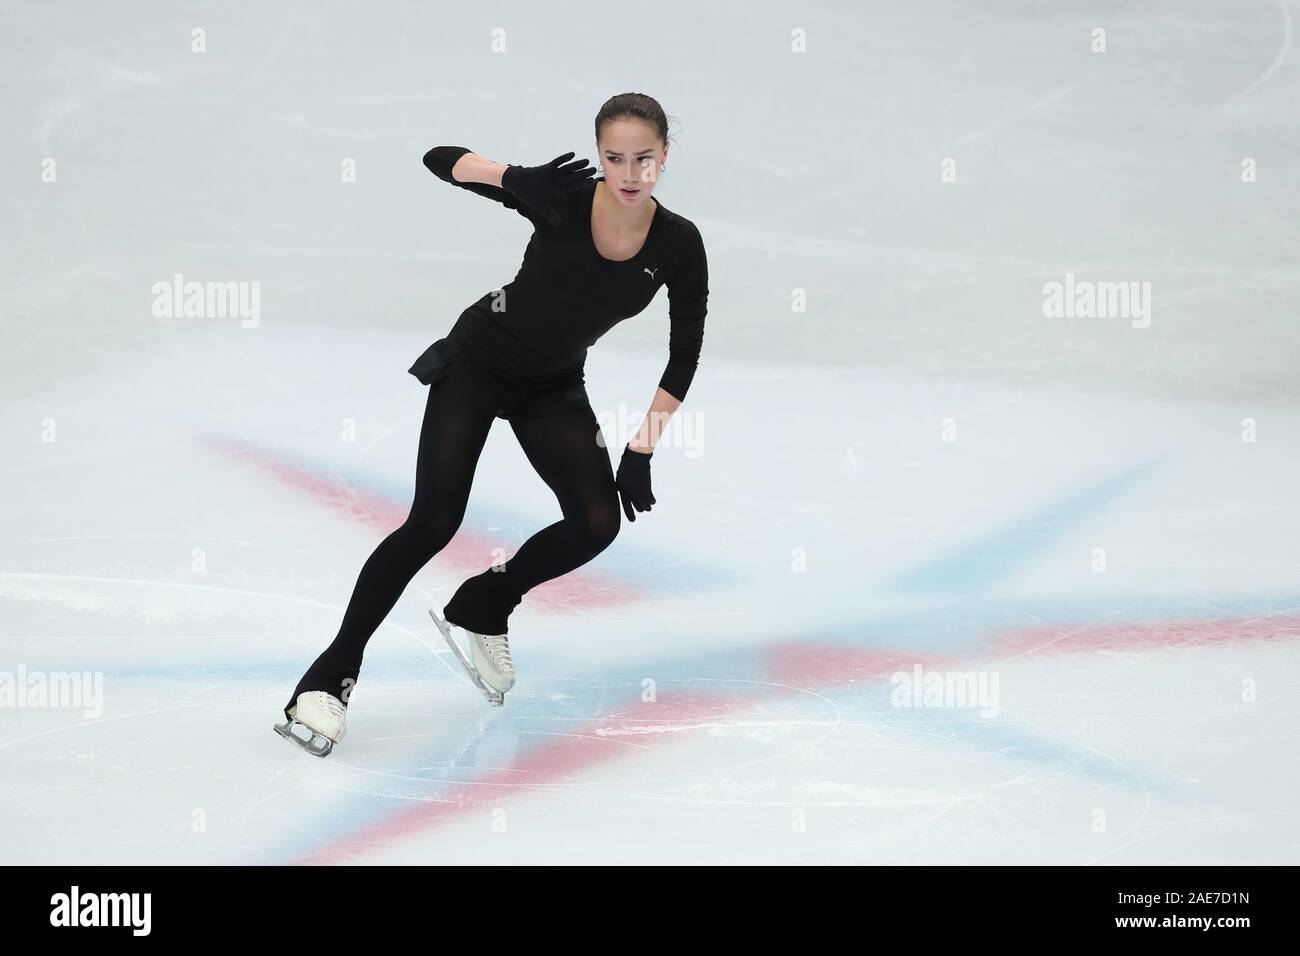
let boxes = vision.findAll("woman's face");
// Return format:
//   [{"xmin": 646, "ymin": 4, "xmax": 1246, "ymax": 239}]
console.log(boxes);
[{"xmin": 596, "ymin": 118, "xmax": 668, "ymax": 206}]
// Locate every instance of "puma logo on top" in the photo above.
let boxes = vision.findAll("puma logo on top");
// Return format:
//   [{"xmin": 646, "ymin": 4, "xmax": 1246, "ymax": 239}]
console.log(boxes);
[{"xmin": 644, "ymin": 267, "xmax": 658, "ymax": 279}]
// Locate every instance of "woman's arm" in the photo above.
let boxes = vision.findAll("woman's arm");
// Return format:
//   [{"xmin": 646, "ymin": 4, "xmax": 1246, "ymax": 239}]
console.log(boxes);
[
  {"xmin": 630, "ymin": 223, "xmax": 708, "ymax": 453},
  {"xmin": 422, "ymin": 145, "xmax": 542, "ymax": 224},
  {"xmin": 656, "ymin": 221, "xmax": 709, "ymax": 406},
  {"xmin": 445, "ymin": 149, "xmax": 510, "ymax": 189},
  {"xmin": 615, "ymin": 224, "xmax": 707, "ymax": 520},
  {"xmin": 628, "ymin": 388, "xmax": 681, "ymax": 453}
]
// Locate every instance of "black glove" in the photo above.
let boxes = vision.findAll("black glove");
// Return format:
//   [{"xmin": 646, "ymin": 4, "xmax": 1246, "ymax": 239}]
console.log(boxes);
[
  {"xmin": 501, "ymin": 152, "xmax": 596, "ymax": 226},
  {"xmin": 615, "ymin": 444, "xmax": 656, "ymax": 522}
]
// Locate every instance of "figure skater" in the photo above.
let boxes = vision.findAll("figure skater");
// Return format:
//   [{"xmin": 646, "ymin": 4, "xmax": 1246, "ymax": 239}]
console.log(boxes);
[{"xmin": 276, "ymin": 92, "xmax": 708, "ymax": 756}]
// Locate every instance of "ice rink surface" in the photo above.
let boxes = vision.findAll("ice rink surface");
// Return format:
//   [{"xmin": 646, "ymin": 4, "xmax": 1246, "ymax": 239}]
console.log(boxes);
[{"xmin": 1, "ymin": 1, "xmax": 1298, "ymax": 864}]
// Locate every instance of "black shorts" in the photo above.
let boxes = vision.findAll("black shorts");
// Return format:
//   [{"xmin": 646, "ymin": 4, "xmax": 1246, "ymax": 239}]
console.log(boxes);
[{"xmin": 408, "ymin": 319, "xmax": 587, "ymax": 422}]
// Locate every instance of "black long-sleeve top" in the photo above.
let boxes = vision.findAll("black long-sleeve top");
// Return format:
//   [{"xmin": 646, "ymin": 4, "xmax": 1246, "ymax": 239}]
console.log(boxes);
[{"xmin": 421, "ymin": 145, "xmax": 709, "ymax": 401}]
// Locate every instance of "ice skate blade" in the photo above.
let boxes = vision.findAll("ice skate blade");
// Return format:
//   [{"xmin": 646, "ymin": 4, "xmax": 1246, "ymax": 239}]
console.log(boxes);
[
  {"xmin": 273, "ymin": 717, "xmax": 336, "ymax": 757},
  {"xmin": 429, "ymin": 608, "xmax": 507, "ymax": 706}
]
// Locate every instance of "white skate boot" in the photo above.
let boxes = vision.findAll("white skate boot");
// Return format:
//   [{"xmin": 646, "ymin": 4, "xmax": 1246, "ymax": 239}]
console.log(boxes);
[
  {"xmin": 274, "ymin": 690, "xmax": 347, "ymax": 757},
  {"xmin": 429, "ymin": 608, "xmax": 516, "ymax": 706}
]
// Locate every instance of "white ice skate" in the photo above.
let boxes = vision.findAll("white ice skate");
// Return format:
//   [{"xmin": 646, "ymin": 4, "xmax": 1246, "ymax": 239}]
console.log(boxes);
[
  {"xmin": 428, "ymin": 608, "xmax": 516, "ymax": 706},
  {"xmin": 274, "ymin": 690, "xmax": 347, "ymax": 757}
]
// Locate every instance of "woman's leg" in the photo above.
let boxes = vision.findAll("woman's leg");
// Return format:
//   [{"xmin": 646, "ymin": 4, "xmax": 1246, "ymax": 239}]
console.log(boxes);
[
  {"xmin": 285, "ymin": 365, "xmax": 498, "ymax": 715},
  {"xmin": 442, "ymin": 385, "xmax": 621, "ymax": 635}
]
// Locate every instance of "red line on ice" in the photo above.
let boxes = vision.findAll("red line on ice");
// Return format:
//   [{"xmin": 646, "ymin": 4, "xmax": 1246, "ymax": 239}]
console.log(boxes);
[
  {"xmin": 982, "ymin": 615, "xmax": 1300, "ymax": 657},
  {"xmin": 292, "ymin": 693, "xmax": 741, "ymax": 864},
  {"xmin": 292, "ymin": 615, "xmax": 1300, "ymax": 861},
  {"xmin": 198, "ymin": 433, "xmax": 642, "ymax": 611}
]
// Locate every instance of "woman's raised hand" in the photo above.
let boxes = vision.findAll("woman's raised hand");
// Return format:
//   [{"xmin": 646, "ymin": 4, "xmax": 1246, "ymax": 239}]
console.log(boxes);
[{"xmin": 501, "ymin": 152, "xmax": 597, "ymax": 226}]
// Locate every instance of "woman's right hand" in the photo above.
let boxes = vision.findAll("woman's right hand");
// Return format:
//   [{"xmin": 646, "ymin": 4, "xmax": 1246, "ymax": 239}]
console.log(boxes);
[{"xmin": 501, "ymin": 152, "xmax": 597, "ymax": 226}]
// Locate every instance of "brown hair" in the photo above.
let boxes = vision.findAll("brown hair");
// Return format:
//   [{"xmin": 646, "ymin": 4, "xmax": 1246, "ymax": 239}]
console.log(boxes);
[{"xmin": 594, "ymin": 93, "xmax": 674, "ymax": 147}]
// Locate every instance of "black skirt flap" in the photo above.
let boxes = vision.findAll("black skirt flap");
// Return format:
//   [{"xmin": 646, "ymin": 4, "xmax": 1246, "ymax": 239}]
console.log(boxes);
[{"xmin": 408, "ymin": 337, "xmax": 456, "ymax": 385}]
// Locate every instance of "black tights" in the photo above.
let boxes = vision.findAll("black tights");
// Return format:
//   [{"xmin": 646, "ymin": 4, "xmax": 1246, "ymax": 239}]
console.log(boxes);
[{"xmin": 284, "ymin": 358, "xmax": 621, "ymax": 715}]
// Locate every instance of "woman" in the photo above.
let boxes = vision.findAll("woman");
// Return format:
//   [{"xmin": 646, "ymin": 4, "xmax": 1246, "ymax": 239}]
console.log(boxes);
[{"xmin": 276, "ymin": 92, "xmax": 709, "ymax": 756}]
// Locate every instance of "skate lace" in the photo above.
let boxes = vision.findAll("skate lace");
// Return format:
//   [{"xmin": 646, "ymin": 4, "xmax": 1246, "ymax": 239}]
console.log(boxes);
[{"xmin": 481, "ymin": 634, "xmax": 515, "ymax": 675}]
